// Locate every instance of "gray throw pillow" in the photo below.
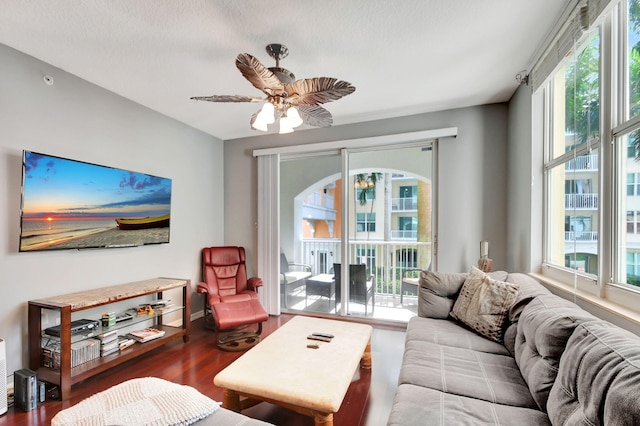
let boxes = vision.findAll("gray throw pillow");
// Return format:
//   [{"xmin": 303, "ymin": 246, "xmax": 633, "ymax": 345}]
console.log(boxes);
[
  {"xmin": 450, "ymin": 267, "xmax": 519, "ymax": 343},
  {"xmin": 417, "ymin": 270, "xmax": 467, "ymax": 318}
]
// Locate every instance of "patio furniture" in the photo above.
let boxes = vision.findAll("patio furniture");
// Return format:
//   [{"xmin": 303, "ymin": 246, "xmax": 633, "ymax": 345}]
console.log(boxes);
[
  {"xmin": 305, "ymin": 273, "xmax": 336, "ymax": 311},
  {"xmin": 197, "ymin": 246, "xmax": 269, "ymax": 351},
  {"xmin": 400, "ymin": 268, "xmax": 424, "ymax": 305},
  {"xmin": 280, "ymin": 252, "xmax": 312, "ymax": 308},
  {"xmin": 333, "ymin": 263, "xmax": 375, "ymax": 315}
]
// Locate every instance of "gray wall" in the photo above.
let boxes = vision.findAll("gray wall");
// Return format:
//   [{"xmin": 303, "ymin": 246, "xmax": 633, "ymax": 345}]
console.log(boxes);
[
  {"xmin": 224, "ymin": 103, "xmax": 509, "ymax": 277},
  {"xmin": 0, "ymin": 44, "xmax": 224, "ymax": 375}
]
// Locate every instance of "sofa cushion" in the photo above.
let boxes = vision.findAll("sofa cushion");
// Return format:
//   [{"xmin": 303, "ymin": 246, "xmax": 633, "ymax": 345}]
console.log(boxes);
[
  {"xmin": 406, "ymin": 316, "xmax": 511, "ymax": 355},
  {"xmin": 386, "ymin": 384, "xmax": 551, "ymax": 426},
  {"xmin": 450, "ymin": 267, "xmax": 519, "ymax": 343},
  {"xmin": 514, "ymin": 294, "xmax": 597, "ymax": 411},
  {"xmin": 417, "ymin": 270, "xmax": 467, "ymax": 318},
  {"xmin": 399, "ymin": 339, "xmax": 538, "ymax": 408},
  {"xmin": 548, "ymin": 321, "xmax": 640, "ymax": 425},
  {"xmin": 417, "ymin": 269, "xmax": 509, "ymax": 319},
  {"xmin": 504, "ymin": 273, "xmax": 551, "ymax": 323},
  {"xmin": 502, "ymin": 274, "xmax": 552, "ymax": 355}
]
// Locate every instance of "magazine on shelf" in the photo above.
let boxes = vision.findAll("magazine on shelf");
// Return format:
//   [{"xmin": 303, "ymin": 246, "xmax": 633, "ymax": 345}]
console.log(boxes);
[
  {"xmin": 127, "ymin": 327, "xmax": 165, "ymax": 343},
  {"xmin": 117, "ymin": 335, "xmax": 135, "ymax": 350}
]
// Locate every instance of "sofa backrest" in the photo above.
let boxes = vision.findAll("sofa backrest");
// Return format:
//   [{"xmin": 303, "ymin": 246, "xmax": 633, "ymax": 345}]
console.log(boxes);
[
  {"xmin": 514, "ymin": 294, "xmax": 597, "ymax": 412},
  {"xmin": 548, "ymin": 320, "xmax": 640, "ymax": 425},
  {"xmin": 418, "ymin": 270, "xmax": 551, "ymax": 353}
]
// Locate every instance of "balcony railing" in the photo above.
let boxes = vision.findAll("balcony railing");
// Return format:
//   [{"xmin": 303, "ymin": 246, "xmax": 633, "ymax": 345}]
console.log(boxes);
[
  {"xmin": 305, "ymin": 191, "xmax": 334, "ymax": 209},
  {"xmin": 391, "ymin": 197, "xmax": 417, "ymax": 211},
  {"xmin": 390, "ymin": 230, "xmax": 417, "ymax": 239},
  {"xmin": 565, "ymin": 231, "xmax": 598, "ymax": 241},
  {"xmin": 565, "ymin": 193, "xmax": 598, "ymax": 209},
  {"xmin": 565, "ymin": 154, "xmax": 598, "ymax": 171},
  {"xmin": 298, "ymin": 238, "xmax": 432, "ymax": 298}
]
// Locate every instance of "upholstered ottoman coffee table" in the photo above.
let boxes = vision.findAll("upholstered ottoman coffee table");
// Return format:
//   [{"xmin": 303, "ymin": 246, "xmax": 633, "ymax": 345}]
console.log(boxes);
[{"xmin": 214, "ymin": 316, "xmax": 373, "ymax": 426}]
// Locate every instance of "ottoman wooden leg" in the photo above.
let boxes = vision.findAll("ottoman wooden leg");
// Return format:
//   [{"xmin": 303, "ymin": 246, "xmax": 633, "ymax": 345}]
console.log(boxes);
[
  {"xmin": 222, "ymin": 388, "xmax": 241, "ymax": 412},
  {"xmin": 361, "ymin": 338, "xmax": 372, "ymax": 369},
  {"xmin": 313, "ymin": 411, "xmax": 333, "ymax": 426}
]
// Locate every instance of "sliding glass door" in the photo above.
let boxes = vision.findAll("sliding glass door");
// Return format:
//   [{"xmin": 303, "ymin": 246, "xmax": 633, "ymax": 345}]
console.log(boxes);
[{"xmin": 277, "ymin": 141, "xmax": 436, "ymax": 323}]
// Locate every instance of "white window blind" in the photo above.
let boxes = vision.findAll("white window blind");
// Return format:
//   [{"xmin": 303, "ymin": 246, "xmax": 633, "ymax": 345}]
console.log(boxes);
[{"xmin": 532, "ymin": 0, "xmax": 612, "ymax": 91}]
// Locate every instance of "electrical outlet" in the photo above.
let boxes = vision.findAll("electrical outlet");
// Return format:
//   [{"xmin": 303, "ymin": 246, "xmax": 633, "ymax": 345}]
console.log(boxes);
[{"xmin": 42, "ymin": 312, "xmax": 48, "ymax": 325}]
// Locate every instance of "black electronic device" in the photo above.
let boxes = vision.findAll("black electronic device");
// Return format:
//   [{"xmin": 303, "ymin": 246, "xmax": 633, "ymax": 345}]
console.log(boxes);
[
  {"xmin": 14, "ymin": 368, "xmax": 38, "ymax": 412},
  {"xmin": 44, "ymin": 319, "xmax": 100, "ymax": 337},
  {"xmin": 307, "ymin": 334, "xmax": 332, "ymax": 342},
  {"xmin": 312, "ymin": 332, "xmax": 334, "ymax": 339},
  {"xmin": 115, "ymin": 312, "xmax": 133, "ymax": 323},
  {"xmin": 307, "ymin": 343, "xmax": 319, "ymax": 349}
]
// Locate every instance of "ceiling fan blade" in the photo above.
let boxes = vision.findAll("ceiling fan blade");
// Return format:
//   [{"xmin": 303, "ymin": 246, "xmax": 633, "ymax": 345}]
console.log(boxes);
[
  {"xmin": 297, "ymin": 104, "xmax": 333, "ymax": 127},
  {"xmin": 236, "ymin": 53, "xmax": 285, "ymax": 96},
  {"xmin": 284, "ymin": 77, "xmax": 355, "ymax": 105},
  {"xmin": 190, "ymin": 95, "xmax": 263, "ymax": 102}
]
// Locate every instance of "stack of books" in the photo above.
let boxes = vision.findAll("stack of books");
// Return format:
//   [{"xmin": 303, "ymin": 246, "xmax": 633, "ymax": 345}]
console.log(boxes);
[
  {"xmin": 42, "ymin": 336, "xmax": 101, "ymax": 369},
  {"xmin": 127, "ymin": 328, "xmax": 165, "ymax": 343},
  {"xmin": 98, "ymin": 330, "xmax": 119, "ymax": 356}
]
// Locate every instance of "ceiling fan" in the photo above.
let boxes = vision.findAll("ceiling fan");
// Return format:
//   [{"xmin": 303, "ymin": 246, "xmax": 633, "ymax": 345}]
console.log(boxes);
[{"xmin": 190, "ymin": 43, "xmax": 356, "ymax": 134}]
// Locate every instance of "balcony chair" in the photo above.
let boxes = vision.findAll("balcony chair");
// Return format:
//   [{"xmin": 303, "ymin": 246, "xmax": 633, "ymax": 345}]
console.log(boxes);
[
  {"xmin": 400, "ymin": 268, "xmax": 424, "ymax": 305},
  {"xmin": 280, "ymin": 252, "xmax": 312, "ymax": 308},
  {"xmin": 333, "ymin": 263, "xmax": 375, "ymax": 315},
  {"xmin": 197, "ymin": 246, "xmax": 269, "ymax": 351}
]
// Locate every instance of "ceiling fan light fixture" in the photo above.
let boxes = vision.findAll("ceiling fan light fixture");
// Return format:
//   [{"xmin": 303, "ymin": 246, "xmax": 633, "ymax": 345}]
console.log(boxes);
[
  {"xmin": 252, "ymin": 102, "xmax": 275, "ymax": 131},
  {"xmin": 252, "ymin": 119, "xmax": 269, "ymax": 132},
  {"xmin": 279, "ymin": 119, "xmax": 295, "ymax": 134},
  {"xmin": 286, "ymin": 107, "xmax": 303, "ymax": 128}
]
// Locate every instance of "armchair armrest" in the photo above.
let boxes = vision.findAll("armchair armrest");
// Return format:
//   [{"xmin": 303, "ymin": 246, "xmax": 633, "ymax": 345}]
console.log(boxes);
[
  {"xmin": 288, "ymin": 262, "xmax": 311, "ymax": 272},
  {"xmin": 247, "ymin": 277, "xmax": 264, "ymax": 292},
  {"xmin": 197, "ymin": 281, "xmax": 221, "ymax": 305},
  {"xmin": 196, "ymin": 281, "xmax": 209, "ymax": 294}
]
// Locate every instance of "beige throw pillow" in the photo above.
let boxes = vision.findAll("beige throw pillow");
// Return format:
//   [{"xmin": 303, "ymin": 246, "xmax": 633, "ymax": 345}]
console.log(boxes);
[{"xmin": 450, "ymin": 267, "xmax": 519, "ymax": 343}]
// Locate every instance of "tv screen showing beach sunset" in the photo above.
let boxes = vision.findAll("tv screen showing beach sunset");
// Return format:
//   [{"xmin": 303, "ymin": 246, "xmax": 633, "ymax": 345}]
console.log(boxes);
[{"xmin": 19, "ymin": 151, "xmax": 172, "ymax": 252}]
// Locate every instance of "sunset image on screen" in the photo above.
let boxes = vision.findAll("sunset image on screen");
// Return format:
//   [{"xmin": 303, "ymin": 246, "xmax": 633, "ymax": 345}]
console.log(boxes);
[{"xmin": 19, "ymin": 151, "xmax": 172, "ymax": 251}]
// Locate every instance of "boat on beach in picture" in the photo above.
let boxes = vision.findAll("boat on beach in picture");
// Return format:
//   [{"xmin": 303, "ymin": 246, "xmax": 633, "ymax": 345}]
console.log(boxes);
[{"xmin": 115, "ymin": 214, "xmax": 170, "ymax": 230}]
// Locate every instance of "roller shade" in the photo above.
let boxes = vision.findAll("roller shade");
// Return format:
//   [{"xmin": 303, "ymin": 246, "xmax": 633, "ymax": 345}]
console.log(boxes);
[{"xmin": 531, "ymin": 0, "xmax": 612, "ymax": 91}]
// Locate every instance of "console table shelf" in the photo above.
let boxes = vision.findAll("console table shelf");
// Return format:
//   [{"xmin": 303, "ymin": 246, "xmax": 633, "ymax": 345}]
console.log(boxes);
[{"xmin": 28, "ymin": 277, "xmax": 191, "ymax": 400}]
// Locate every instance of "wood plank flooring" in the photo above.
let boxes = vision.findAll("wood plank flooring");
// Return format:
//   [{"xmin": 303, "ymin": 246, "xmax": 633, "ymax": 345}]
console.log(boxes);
[{"xmin": 0, "ymin": 314, "xmax": 406, "ymax": 426}]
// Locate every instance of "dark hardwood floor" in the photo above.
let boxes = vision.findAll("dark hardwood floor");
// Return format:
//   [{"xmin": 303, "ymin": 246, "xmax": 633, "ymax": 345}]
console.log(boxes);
[{"xmin": 0, "ymin": 314, "xmax": 406, "ymax": 426}]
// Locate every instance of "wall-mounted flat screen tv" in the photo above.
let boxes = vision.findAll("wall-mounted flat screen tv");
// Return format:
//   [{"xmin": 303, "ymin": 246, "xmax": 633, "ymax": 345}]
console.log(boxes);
[{"xmin": 19, "ymin": 150, "xmax": 172, "ymax": 252}]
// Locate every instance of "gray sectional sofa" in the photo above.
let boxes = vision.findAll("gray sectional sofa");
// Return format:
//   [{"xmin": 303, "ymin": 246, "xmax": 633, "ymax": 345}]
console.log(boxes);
[{"xmin": 387, "ymin": 268, "xmax": 640, "ymax": 425}]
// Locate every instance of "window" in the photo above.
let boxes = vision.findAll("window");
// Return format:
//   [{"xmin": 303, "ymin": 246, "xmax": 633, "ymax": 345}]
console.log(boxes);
[
  {"xmin": 617, "ymin": 129, "xmax": 640, "ymax": 287},
  {"xmin": 356, "ymin": 247, "xmax": 376, "ymax": 271},
  {"xmin": 399, "ymin": 217, "xmax": 416, "ymax": 230},
  {"xmin": 628, "ymin": 173, "xmax": 640, "ymax": 195},
  {"xmin": 355, "ymin": 187, "xmax": 376, "ymax": 201},
  {"xmin": 356, "ymin": 213, "xmax": 376, "ymax": 232},
  {"xmin": 542, "ymin": 19, "xmax": 601, "ymax": 278},
  {"xmin": 627, "ymin": 210, "xmax": 640, "ymax": 233},
  {"xmin": 537, "ymin": 0, "xmax": 640, "ymax": 311}
]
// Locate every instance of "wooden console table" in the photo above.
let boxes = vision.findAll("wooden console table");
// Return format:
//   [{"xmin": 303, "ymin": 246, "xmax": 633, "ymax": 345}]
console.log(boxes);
[{"xmin": 28, "ymin": 277, "xmax": 191, "ymax": 400}]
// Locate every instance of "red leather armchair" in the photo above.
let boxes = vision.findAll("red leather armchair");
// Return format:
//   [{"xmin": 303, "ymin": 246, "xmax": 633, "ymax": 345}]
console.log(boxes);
[{"xmin": 197, "ymin": 246, "xmax": 268, "ymax": 350}]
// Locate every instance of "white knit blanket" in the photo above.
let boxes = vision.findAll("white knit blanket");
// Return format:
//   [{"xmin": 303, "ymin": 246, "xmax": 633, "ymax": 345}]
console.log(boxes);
[{"xmin": 51, "ymin": 377, "xmax": 219, "ymax": 426}]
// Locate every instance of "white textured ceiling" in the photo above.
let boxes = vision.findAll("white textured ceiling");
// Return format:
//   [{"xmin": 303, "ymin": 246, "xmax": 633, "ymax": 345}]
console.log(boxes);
[{"xmin": 0, "ymin": 1, "xmax": 568, "ymax": 140}]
